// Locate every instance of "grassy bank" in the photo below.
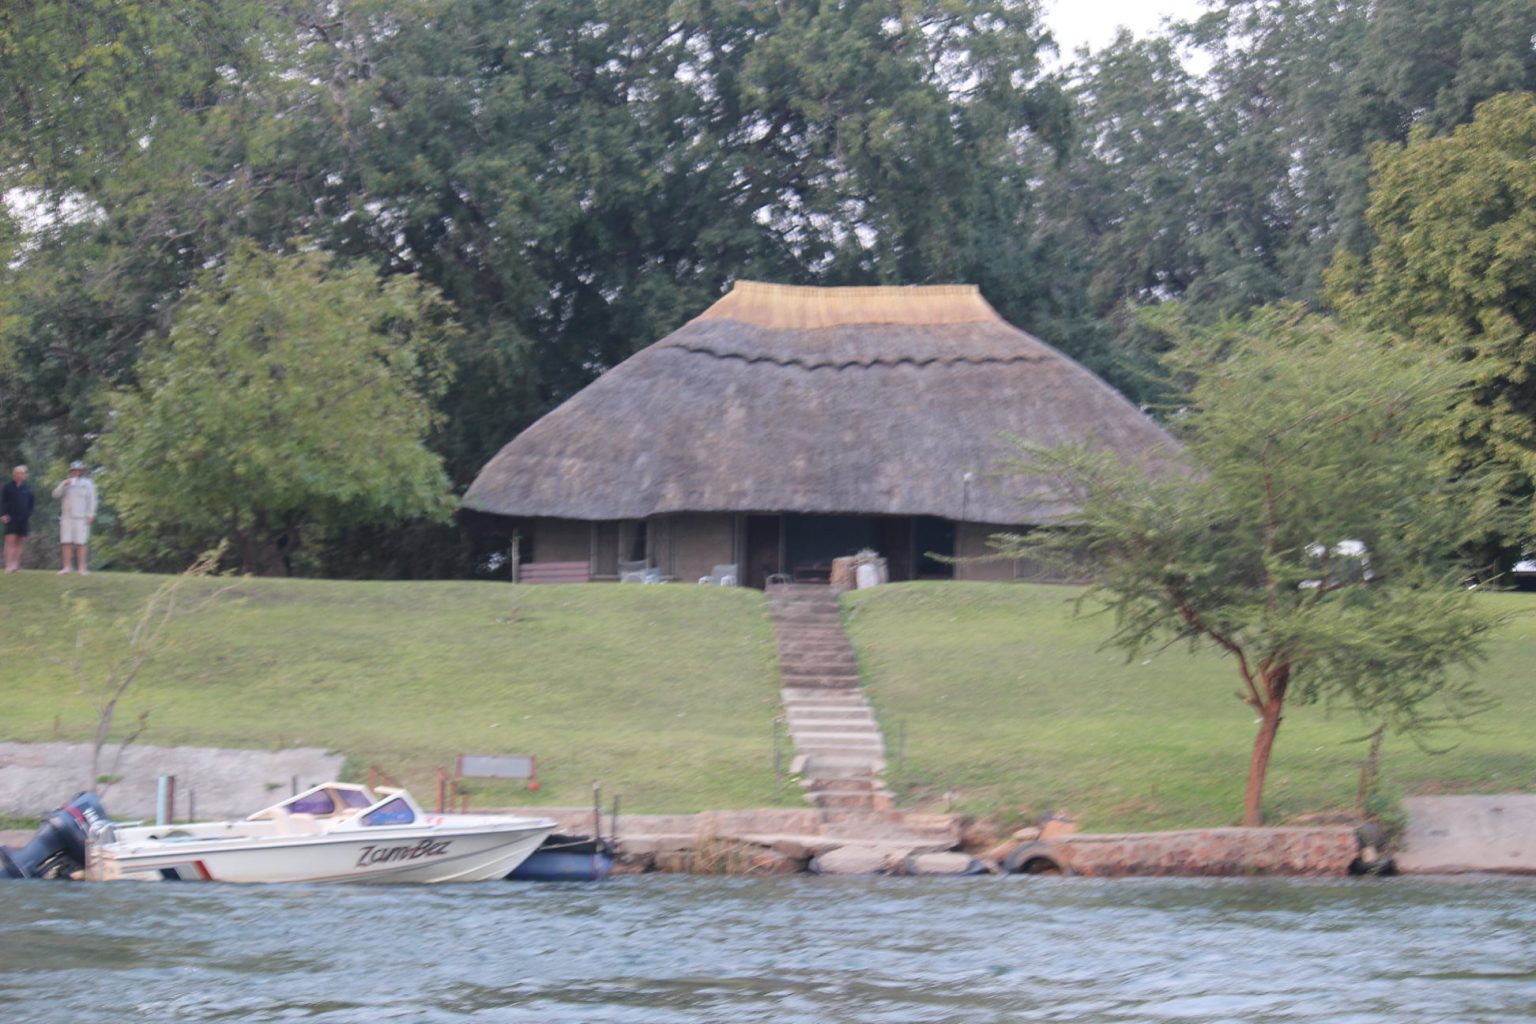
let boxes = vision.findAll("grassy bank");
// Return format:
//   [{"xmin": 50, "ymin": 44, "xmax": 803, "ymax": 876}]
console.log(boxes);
[
  {"xmin": 3, "ymin": 571, "xmax": 1532, "ymax": 828},
  {"xmin": 0, "ymin": 571, "xmax": 783, "ymax": 812},
  {"xmin": 844, "ymin": 582, "xmax": 1536, "ymax": 830}
]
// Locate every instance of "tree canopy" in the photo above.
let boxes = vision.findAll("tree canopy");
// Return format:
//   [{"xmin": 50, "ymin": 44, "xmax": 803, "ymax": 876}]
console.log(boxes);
[
  {"xmin": 3, "ymin": 0, "xmax": 1536, "ymax": 575},
  {"xmin": 93, "ymin": 245, "xmax": 456, "ymax": 574},
  {"xmin": 1329, "ymin": 92, "xmax": 1536, "ymax": 539}
]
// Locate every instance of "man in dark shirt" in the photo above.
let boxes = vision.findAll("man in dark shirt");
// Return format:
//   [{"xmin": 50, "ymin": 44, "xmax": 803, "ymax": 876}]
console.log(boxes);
[{"xmin": 2, "ymin": 464, "xmax": 35, "ymax": 572}]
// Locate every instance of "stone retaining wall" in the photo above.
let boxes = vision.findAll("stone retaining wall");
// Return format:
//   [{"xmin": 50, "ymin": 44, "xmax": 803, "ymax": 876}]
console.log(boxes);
[
  {"xmin": 1036, "ymin": 827, "xmax": 1359, "ymax": 877},
  {"xmin": 506, "ymin": 808, "xmax": 1360, "ymax": 877}
]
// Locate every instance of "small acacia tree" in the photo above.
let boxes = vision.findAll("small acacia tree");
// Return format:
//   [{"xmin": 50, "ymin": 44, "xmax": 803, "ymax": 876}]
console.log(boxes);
[
  {"xmin": 64, "ymin": 545, "xmax": 229, "ymax": 793},
  {"xmin": 94, "ymin": 243, "xmax": 457, "ymax": 574},
  {"xmin": 996, "ymin": 308, "xmax": 1502, "ymax": 825}
]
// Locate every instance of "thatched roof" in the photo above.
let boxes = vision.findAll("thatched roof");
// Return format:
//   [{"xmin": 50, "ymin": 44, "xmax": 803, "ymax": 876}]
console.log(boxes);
[{"xmin": 462, "ymin": 281, "xmax": 1177, "ymax": 524}]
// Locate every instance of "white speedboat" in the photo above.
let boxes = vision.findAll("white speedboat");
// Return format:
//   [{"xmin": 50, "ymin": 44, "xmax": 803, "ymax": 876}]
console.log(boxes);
[{"xmin": 84, "ymin": 782, "xmax": 557, "ymax": 884}]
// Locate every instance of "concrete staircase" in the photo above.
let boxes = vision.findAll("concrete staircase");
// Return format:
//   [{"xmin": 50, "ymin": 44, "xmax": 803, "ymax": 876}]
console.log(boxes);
[{"xmin": 769, "ymin": 584, "xmax": 894, "ymax": 813}]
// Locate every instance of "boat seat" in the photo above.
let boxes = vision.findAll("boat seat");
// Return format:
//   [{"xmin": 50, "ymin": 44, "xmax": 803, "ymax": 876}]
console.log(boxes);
[{"xmin": 273, "ymin": 811, "xmax": 319, "ymax": 836}]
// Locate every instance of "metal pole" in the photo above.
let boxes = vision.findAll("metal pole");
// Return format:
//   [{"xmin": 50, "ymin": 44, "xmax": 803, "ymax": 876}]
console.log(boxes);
[
  {"xmin": 155, "ymin": 775, "xmax": 169, "ymax": 826},
  {"xmin": 772, "ymin": 717, "xmax": 783, "ymax": 799}
]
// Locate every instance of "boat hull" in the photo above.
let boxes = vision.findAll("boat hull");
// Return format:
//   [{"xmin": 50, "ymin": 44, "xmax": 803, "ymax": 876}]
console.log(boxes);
[{"xmin": 91, "ymin": 820, "xmax": 554, "ymax": 884}]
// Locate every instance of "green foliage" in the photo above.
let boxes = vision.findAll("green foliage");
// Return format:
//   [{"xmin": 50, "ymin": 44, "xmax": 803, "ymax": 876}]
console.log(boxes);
[
  {"xmin": 1328, "ymin": 91, "xmax": 1536, "ymax": 537},
  {"xmin": 1035, "ymin": 0, "xmax": 1536, "ymax": 401},
  {"xmin": 1, "ymin": 0, "xmax": 1069, "ymax": 576},
  {"xmin": 93, "ymin": 244, "xmax": 457, "ymax": 574},
  {"xmin": 994, "ymin": 310, "xmax": 1502, "ymax": 823},
  {"xmin": 7, "ymin": 1, "xmax": 1536, "ymax": 579}
]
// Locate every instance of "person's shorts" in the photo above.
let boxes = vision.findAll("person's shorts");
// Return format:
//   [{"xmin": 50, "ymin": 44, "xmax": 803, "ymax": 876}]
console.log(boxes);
[
  {"xmin": 3, "ymin": 518, "xmax": 28, "ymax": 537},
  {"xmin": 60, "ymin": 518, "xmax": 90, "ymax": 545}
]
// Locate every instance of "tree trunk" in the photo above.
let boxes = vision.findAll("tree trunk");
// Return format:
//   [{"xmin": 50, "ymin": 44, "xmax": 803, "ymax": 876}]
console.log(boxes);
[
  {"xmin": 1234, "ymin": 666, "xmax": 1284, "ymax": 822},
  {"xmin": 1241, "ymin": 702, "xmax": 1283, "ymax": 826}
]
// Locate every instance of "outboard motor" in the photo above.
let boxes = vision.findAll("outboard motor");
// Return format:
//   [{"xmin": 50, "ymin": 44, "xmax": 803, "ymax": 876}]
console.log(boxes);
[{"xmin": 0, "ymin": 793, "xmax": 112, "ymax": 879}]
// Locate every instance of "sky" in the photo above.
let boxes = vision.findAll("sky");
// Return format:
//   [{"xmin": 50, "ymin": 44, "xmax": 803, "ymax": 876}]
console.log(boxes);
[{"xmin": 1043, "ymin": 0, "xmax": 1210, "ymax": 58}]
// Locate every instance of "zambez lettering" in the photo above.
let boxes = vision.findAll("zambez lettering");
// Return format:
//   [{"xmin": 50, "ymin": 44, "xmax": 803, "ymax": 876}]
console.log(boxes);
[{"xmin": 355, "ymin": 839, "xmax": 451, "ymax": 867}]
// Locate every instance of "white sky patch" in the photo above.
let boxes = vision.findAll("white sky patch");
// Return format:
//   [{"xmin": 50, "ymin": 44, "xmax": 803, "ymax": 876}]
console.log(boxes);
[{"xmin": 1043, "ymin": 0, "xmax": 1210, "ymax": 59}]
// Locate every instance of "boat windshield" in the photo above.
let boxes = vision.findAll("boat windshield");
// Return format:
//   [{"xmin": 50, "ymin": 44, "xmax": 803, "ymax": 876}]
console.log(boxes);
[
  {"xmin": 336, "ymin": 788, "xmax": 373, "ymax": 809},
  {"xmin": 360, "ymin": 797, "xmax": 415, "ymax": 826},
  {"xmin": 285, "ymin": 790, "xmax": 337, "ymax": 816}
]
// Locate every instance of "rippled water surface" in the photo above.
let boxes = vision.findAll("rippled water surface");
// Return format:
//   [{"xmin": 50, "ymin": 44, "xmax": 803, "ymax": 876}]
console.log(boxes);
[{"xmin": 3, "ymin": 875, "xmax": 1535, "ymax": 1022}]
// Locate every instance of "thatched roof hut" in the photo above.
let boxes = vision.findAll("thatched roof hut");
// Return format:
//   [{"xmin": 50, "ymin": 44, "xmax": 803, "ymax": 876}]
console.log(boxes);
[{"xmin": 463, "ymin": 281, "xmax": 1175, "ymax": 586}]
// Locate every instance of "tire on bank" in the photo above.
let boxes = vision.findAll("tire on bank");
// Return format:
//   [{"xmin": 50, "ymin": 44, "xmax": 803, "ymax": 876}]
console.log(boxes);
[{"xmin": 1003, "ymin": 841, "xmax": 1072, "ymax": 876}]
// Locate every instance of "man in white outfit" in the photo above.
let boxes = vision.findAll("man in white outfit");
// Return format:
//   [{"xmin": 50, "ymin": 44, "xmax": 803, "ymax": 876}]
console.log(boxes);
[{"xmin": 52, "ymin": 461, "xmax": 97, "ymax": 574}]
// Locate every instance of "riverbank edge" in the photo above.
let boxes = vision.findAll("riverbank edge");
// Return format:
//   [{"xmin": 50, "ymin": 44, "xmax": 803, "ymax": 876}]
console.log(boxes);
[
  {"xmin": 500, "ymin": 805, "xmax": 1367, "ymax": 877},
  {"xmin": 0, "ymin": 807, "xmax": 1367, "ymax": 878}
]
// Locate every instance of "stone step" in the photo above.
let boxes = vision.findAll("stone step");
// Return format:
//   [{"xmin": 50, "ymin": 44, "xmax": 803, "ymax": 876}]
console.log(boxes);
[
  {"xmin": 780, "ymin": 678, "xmax": 861, "ymax": 690},
  {"xmin": 788, "ymin": 724, "xmax": 877, "ymax": 737},
  {"xmin": 783, "ymin": 708, "xmax": 866, "ymax": 721},
  {"xmin": 773, "ymin": 631, "xmax": 851, "ymax": 645},
  {"xmin": 778, "ymin": 647, "xmax": 857, "ymax": 661},
  {"xmin": 769, "ymin": 592, "xmax": 840, "ymax": 605},
  {"xmin": 799, "ymin": 775, "xmax": 883, "ymax": 792},
  {"xmin": 800, "ymin": 750, "xmax": 884, "ymax": 763},
  {"xmin": 789, "ymin": 721, "xmax": 882, "ymax": 737},
  {"xmin": 778, "ymin": 659, "xmax": 858, "ymax": 674},
  {"xmin": 780, "ymin": 663, "xmax": 859, "ymax": 677},
  {"xmin": 785, "ymin": 708, "xmax": 876, "ymax": 723},
  {"xmin": 817, "ymin": 810, "xmax": 961, "ymax": 842},
  {"xmin": 808, "ymin": 790, "xmax": 894, "ymax": 811},
  {"xmin": 798, "ymin": 749, "xmax": 886, "ymax": 767},
  {"xmin": 795, "ymin": 748, "xmax": 886, "ymax": 764},
  {"xmin": 776, "ymin": 648, "xmax": 856, "ymax": 662},
  {"xmin": 776, "ymin": 642, "xmax": 855, "ymax": 655},
  {"xmin": 781, "ymin": 688, "xmax": 869, "ymax": 705}
]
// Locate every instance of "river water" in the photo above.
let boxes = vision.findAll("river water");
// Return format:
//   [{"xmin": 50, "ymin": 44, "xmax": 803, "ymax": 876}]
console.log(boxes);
[{"xmin": 2, "ymin": 875, "xmax": 1534, "ymax": 1023}]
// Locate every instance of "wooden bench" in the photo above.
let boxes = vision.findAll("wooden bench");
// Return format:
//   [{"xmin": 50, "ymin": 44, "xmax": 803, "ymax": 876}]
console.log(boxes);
[
  {"xmin": 517, "ymin": 560, "xmax": 590, "ymax": 584},
  {"xmin": 446, "ymin": 753, "xmax": 539, "ymax": 811}
]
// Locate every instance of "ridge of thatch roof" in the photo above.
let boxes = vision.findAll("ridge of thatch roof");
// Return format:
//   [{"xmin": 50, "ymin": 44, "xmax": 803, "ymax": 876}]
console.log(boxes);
[
  {"xmin": 463, "ymin": 281, "xmax": 1178, "ymax": 524},
  {"xmin": 698, "ymin": 280, "xmax": 997, "ymax": 329}
]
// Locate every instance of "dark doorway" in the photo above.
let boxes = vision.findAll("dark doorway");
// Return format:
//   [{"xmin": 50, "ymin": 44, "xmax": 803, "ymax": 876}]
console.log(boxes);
[
  {"xmin": 870, "ymin": 517, "xmax": 914, "ymax": 581},
  {"xmin": 745, "ymin": 515, "xmax": 782, "ymax": 589},
  {"xmin": 784, "ymin": 515, "xmax": 875, "ymax": 581},
  {"xmin": 913, "ymin": 517, "xmax": 955, "ymax": 578}
]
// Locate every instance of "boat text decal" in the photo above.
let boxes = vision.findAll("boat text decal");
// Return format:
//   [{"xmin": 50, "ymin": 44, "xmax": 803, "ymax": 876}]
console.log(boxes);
[{"xmin": 356, "ymin": 838, "xmax": 451, "ymax": 867}]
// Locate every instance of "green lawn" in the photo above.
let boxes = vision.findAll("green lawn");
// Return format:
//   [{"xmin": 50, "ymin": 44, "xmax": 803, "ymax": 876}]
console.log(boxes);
[
  {"xmin": 3, "ymin": 571, "xmax": 1532, "ymax": 828},
  {"xmin": 844, "ymin": 581, "xmax": 1536, "ymax": 831},
  {"xmin": 0, "ymin": 571, "xmax": 785, "ymax": 812}
]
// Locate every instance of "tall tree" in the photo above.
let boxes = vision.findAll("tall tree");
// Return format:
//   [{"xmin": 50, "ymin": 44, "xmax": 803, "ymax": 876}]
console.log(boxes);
[
  {"xmin": 1039, "ymin": 0, "xmax": 1536, "ymax": 397},
  {"xmin": 0, "ymin": 0, "xmax": 335, "ymax": 460},
  {"xmin": 93, "ymin": 245, "xmax": 456, "ymax": 574},
  {"xmin": 1328, "ymin": 91, "xmax": 1536, "ymax": 539},
  {"xmin": 996, "ymin": 310, "xmax": 1498, "ymax": 825}
]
